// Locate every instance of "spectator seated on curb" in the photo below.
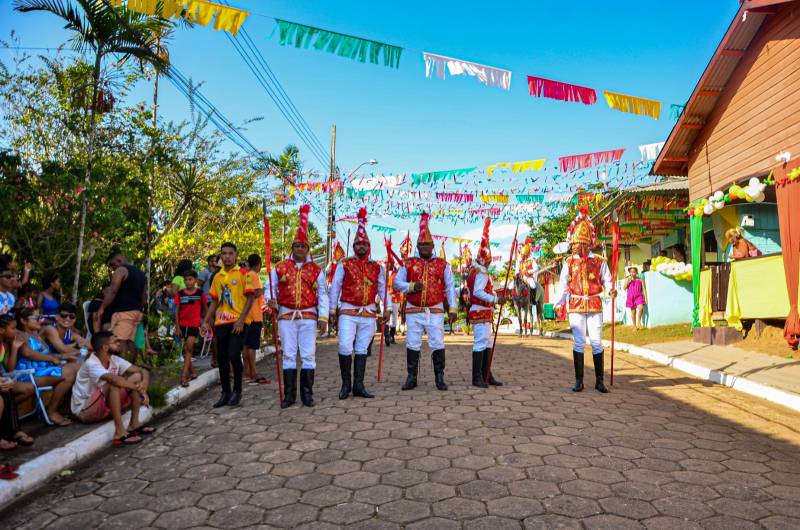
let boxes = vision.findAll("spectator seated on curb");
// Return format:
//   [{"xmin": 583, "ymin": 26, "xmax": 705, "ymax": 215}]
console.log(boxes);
[
  {"xmin": 71, "ymin": 331, "xmax": 154, "ymax": 446},
  {"xmin": 0, "ymin": 314, "xmax": 34, "ymax": 449},
  {"xmin": 0, "ymin": 268, "xmax": 17, "ymax": 316},
  {"xmin": 15, "ymin": 307, "xmax": 78, "ymax": 426},
  {"xmin": 42, "ymin": 303, "xmax": 91, "ymax": 358}
]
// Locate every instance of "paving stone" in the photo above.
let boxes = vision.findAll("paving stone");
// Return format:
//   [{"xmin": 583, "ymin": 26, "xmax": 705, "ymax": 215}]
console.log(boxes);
[
  {"xmin": 207, "ymin": 505, "xmax": 265, "ymax": 528},
  {"xmin": 487, "ymin": 496, "xmax": 544, "ymax": 519},
  {"xmin": 543, "ymin": 495, "xmax": 602, "ymax": 518},
  {"xmin": 432, "ymin": 497, "xmax": 487, "ymax": 520},
  {"xmin": 598, "ymin": 497, "xmax": 657, "ymax": 519},
  {"xmin": 407, "ymin": 517, "xmax": 461, "ymax": 530},
  {"xmin": 300, "ymin": 485, "xmax": 352, "ymax": 507},
  {"xmin": 458, "ymin": 479, "xmax": 509, "ymax": 500},
  {"xmin": 354, "ymin": 484, "xmax": 404, "ymax": 505},
  {"xmin": 641, "ymin": 516, "xmax": 702, "ymax": 530},
  {"xmin": 153, "ymin": 507, "xmax": 209, "ymax": 529},
  {"xmin": 378, "ymin": 499, "xmax": 431, "ymax": 524},
  {"xmin": 406, "ymin": 481, "xmax": 456, "ymax": 502},
  {"xmin": 523, "ymin": 514, "xmax": 583, "ymax": 529},
  {"xmin": 334, "ymin": 470, "xmax": 381, "ymax": 489},
  {"xmin": 263, "ymin": 504, "xmax": 319, "ymax": 528},
  {"xmin": 249, "ymin": 487, "xmax": 300, "ymax": 509},
  {"xmin": 102, "ymin": 509, "xmax": 158, "ymax": 530},
  {"xmin": 464, "ymin": 515, "xmax": 523, "ymax": 529},
  {"xmin": 582, "ymin": 514, "xmax": 644, "ymax": 530},
  {"xmin": 320, "ymin": 502, "xmax": 376, "ymax": 525}
]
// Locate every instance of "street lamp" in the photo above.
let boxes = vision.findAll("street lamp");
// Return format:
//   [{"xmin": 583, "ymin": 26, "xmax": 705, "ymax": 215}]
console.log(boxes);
[{"xmin": 327, "ymin": 159, "xmax": 379, "ymax": 264}]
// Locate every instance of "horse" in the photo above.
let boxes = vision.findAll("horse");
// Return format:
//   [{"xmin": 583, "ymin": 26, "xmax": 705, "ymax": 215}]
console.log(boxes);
[{"xmin": 513, "ymin": 274, "xmax": 545, "ymax": 336}]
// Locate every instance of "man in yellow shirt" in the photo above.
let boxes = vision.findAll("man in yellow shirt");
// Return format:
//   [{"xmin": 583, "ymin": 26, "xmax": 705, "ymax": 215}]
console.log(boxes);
[{"xmin": 201, "ymin": 242, "xmax": 255, "ymax": 407}]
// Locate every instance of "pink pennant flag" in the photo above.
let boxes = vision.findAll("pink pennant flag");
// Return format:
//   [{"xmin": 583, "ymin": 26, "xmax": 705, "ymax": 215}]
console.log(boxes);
[{"xmin": 527, "ymin": 76, "xmax": 597, "ymax": 106}]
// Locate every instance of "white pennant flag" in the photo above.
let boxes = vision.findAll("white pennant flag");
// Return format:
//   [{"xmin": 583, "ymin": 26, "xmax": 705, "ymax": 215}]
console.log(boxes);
[
  {"xmin": 639, "ymin": 142, "xmax": 665, "ymax": 161},
  {"xmin": 423, "ymin": 52, "xmax": 511, "ymax": 91}
]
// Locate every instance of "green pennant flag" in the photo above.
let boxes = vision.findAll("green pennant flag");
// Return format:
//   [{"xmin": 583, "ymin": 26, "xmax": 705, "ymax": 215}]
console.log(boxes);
[
  {"xmin": 411, "ymin": 167, "xmax": 477, "ymax": 187},
  {"xmin": 275, "ymin": 19, "xmax": 403, "ymax": 69},
  {"xmin": 669, "ymin": 103, "xmax": 685, "ymax": 121}
]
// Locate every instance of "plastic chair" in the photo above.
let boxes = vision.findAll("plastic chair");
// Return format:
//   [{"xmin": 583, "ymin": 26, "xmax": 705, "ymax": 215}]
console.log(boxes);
[{"xmin": 0, "ymin": 364, "xmax": 53, "ymax": 425}]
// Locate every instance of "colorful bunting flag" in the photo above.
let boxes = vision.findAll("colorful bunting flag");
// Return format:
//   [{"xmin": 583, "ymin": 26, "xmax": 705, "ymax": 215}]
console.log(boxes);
[
  {"xmin": 275, "ymin": 19, "xmax": 403, "ymax": 68},
  {"xmin": 670, "ymin": 103, "xmax": 686, "ymax": 120},
  {"xmin": 559, "ymin": 149, "xmax": 625, "ymax": 172},
  {"xmin": 423, "ymin": 52, "xmax": 511, "ymax": 91},
  {"xmin": 603, "ymin": 90, "xmax": 661, "ymax": 120},
  {"xmin": 122, "ymin": 0, "xmax": 248, "ymax": 35},
  {"xmin": 527, "ymin": 76, "xmax": 597, "ymax": 105}
]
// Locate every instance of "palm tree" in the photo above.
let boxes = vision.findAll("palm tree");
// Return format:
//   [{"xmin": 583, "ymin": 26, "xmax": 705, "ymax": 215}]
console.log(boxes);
[
  {"xmin": 266, "ymin": 145, "xmax": 301, "ymax": 248},
  {"xmin": 14, "ymin": 0, "xmax": 169, "ymax": 302}
]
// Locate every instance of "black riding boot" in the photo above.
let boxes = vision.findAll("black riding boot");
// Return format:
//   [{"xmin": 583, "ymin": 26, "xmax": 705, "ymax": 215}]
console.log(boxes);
[
  {"xmin": 300, "ymin": 369, "xmax": 315, "ymax": 407},
  {"xmin": 352, "ymin": 355, "xmax": 374, "ymax": 398},
  {"xmin": 402, "ymin": 349, "xmax": 419, "ymax": 390},
  {"xmin": 366, "ymin": 337, "xmax": 373, "ymax": 357},
  {"xmin": 593, "ymin": 352, "xmax": 609, "ymax": 393},
  {"xmin": 390, "ymin": 326, "xmax": 397, "ymax": 344},
  {"xmin": 572, "ymin": 352, "xmax": 584, "ymax": 392},
  {"xmin": 281, "ymin": 369, "xmax": 297, "ymax": 408},
  {"xmin": 338, "ymin": 355, "xmax": 352, "ymax": 400},
  {"xmin": 432, "ymin": 349, "xmax": 448, "ymax": 391},
  {"xmin": 384, "ymin": 325, "xmax": 391, "ymax": 346},
  {"xmin": 483, "ymin": 348, "xmax": 503, "ymax": 386},
  {"xmin": 472, "ymin": 349, "xmax": 488, "ymax": 388}
]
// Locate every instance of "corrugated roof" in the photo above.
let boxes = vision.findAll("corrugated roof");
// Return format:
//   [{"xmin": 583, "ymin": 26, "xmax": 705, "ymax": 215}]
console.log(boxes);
[
  {"xmin": 652, "ymin": 1, "xmax": 794, "ymax": 176},
  {"xmin": 626, "ymin": 177, "xmax": 689, "ymax": 193}
]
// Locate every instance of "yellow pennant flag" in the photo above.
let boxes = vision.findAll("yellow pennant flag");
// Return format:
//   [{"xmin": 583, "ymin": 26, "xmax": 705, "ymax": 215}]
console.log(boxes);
[
  {"xmin": 511, "ymin": 159, "xmax": 545, "ymax": 173},
  {"xmin": 127, "ymin": 0, "xmax": 158, "ymax": 14},
  {"xmin": 213, "ymin": 5, "xmax": 249, "ymax": 35},
  {"xmin": 160, "ymin": 0, "xmax": 185, "ymax": 18},
  {"xmin": 603, "ymin": 90, "xmax": 661, "ymax": 120},
  {"xmin": 487, "ymin": 162, "xmax": 511, "ymax": 177},
  {"xmin": 196, "ymin": 0, "xmax": 217, "ymax": 25},
  {"xmin": 109, "ymin": 0, "xmax": 124, "ymax": 6}
]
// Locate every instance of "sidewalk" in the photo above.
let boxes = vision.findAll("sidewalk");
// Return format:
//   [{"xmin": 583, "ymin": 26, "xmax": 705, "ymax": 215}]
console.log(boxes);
[
  {"xmin": 554, "ymin": 332, "xmax": 800, "ymax": 413},
  {"xmin": 0, "ymin": 347, "xmax": 274, "ymax": 511}
]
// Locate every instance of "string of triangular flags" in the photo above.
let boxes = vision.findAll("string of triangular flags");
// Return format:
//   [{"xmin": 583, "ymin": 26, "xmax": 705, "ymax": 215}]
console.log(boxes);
[{"xmin": 111, "ymin": 0, "xmax": 249, "ymax": 35}]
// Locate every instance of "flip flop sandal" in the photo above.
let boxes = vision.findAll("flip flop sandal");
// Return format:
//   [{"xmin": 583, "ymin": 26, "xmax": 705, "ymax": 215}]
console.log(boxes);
[
  {"xmin": 0, "ymin": 471, "xmax": 18, "ymax": 480},
  {"xmin": 112, "ymin": 434, "xmax": 142, "ymax": 446},
  {"xmin": 0, "ymin": 441, "xmax": 18, "ymax": 451},
  {"xmin": 134, "ymin": 426, "xmax": 157, "ymax": 436},
  {"xmin": 13, "ymin": 434, "xmax": 34, "ymax": 446},
  {"xmin": 1, "ymin": 464, "xmax": 19, "ymax": 473},
  {"xmin": 180, "ymin": 379, "xmax": 190, "ymax": 388}
]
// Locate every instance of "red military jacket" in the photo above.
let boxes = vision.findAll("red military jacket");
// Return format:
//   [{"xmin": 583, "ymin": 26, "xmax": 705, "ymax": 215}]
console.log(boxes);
[
  {"xmin": 275, "ymin": 259, "xmax": 321, "ymax": 310},
  {"xmin": 340, "ymin": 257, "xmax": 381, "ymax": 307},
  {"xmin": 405, "ymin": 257, "xmax": 447, "ymax": 307},
  {"xmin": 566, "ymin": 254, "xmax": 605, "ymax": 313},
  {"xmin": 466, "ymin": 267, "xmax": 493, "ymax": 308}
]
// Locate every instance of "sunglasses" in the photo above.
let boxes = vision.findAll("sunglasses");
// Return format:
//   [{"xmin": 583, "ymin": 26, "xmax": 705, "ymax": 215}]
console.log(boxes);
[
  {"xmin": 27, "ymin": 315, "xmax": 44, "ymax": 321},
  {"xmin": 59, "ymin": 313, "xmax": 77, "ymax": 320}
]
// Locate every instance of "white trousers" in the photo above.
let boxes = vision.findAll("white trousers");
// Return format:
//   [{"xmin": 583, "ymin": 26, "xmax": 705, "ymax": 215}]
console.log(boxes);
[
  {"xmin": 338, "ymin": 314, "xmax": 376, "ymax": 356},
  {"xmin": 569, "ymin": 312, "xmax": 603, "ymax": 355},
  {"xmin": 406, "ymin": 311, "xmax": 445, "ymax": 351},
  {"xmin": 472, "ymin": 322, "xmax": 492, "ymax": 351},
  {"xmin": 278, "ymin": 319, "xmax": 317, "ymax": 369},
  {"xmin": 390, "ymin": 302, "xmax": 401, "ymax": 327}
]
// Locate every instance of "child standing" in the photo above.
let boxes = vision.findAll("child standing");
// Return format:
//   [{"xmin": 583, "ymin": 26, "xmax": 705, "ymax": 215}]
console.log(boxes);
[
  {"xmin": 175, "ymin": 270, "xmax": 207, "ymax": 387},
  {"xmin": 625, "ymin": 267, "xmax": 646, "ymax": 330},
  {"xmin": 243, "ymin": 254, "xmax": 266, "ymax": 385}
]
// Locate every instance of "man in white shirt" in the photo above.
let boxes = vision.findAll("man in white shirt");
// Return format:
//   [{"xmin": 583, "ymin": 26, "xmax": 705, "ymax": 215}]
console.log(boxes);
[
  {"xmin": 329, "ymin": 208, "xmax": 390, "ymax": 400},
  {"xmin": 393, "ymin": 213, "xmax": 457, "ymax": 391},
  {"xmin": 72, "ymin": 331, "xmax": 152, "ymax": 445},
  {"xmin": 554, "ymin": 208, "xmax": 616, "ymax": 393},
  {"xmin": 266, "ymin": 205, "xmax": 329, "ymax": 408},
  {"xmin": 465, "ymin": 218, "xmax": 505, "ymax": 388}
]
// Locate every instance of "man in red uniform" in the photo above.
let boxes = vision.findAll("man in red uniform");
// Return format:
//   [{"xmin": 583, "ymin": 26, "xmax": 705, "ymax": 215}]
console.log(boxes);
[
  {"xmin": 554, "ymin": 207, "xmax": 616, "ymax": 393},
  {"xmin": 266, "ymin": 205, "xmax": 329, "ymax": 408},
  {"xmin": 329, "ymin": 208, "xmax": 390, "ymax": 399},
  {"xmin": 465, "ymin": 217, "xmax": 505, "ymax": 388},
  {"xmin": 393, "ymin": 213, "xmax": 457, "ymax": 391}
]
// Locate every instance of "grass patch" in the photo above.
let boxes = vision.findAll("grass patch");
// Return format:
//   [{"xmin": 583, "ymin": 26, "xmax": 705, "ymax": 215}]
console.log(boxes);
[
  {"xmin": 147, "ymin": 384, "xmax": 169, "ymax": 409},
  {"xmin": 602, "ymin": 323, "xmax": 692, "ymax": 345},
  {"xmin": 543, "ymin": 319, "xmax": 692, "ymax": 346}
]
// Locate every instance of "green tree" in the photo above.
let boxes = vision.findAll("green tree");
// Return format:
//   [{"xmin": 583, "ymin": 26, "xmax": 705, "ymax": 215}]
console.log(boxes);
[
  {"xmin": 14, "ymin": 0, "xmax": 169, "ymax": 302},
  {"xmin": 266, "ymin": 145, "xmax": 301, "ymax": 248}
]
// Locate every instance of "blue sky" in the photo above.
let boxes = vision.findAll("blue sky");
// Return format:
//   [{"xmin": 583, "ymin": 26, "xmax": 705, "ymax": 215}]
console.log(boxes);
[{"xmin": 1, "ymin": 0, "xmax": 737, "ymax": 260}]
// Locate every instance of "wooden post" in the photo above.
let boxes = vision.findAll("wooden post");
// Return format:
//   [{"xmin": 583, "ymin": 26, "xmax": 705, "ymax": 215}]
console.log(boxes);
[{"xmin": 326, "ymin": 124, "xmax": 336, "ymax": 265}]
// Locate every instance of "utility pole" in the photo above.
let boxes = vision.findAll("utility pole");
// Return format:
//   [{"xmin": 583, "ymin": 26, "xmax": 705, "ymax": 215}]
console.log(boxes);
[{"xmin": 326, "ymin": 124, "xmax": 336, "ymax": 264}]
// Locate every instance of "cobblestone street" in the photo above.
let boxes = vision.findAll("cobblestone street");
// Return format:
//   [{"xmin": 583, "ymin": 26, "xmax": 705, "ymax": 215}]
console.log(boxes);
[{"xmin": 5, "ymin": 335, "xmax": 800, "ymax": 529}]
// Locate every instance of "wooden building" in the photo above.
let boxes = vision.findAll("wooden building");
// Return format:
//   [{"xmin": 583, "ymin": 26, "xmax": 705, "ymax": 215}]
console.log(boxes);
[{"xmin": 654, "ymin": 0, "xmax": 800, "ymax": 346}]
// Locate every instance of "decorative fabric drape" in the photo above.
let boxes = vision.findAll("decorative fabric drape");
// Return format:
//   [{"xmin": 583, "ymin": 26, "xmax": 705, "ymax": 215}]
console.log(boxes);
[
  {"xmin": 527, "ymin": 76, "xmax": 597, "ymax": 105},
  {"xmin": 423, "ymin": 52, "xmax": 511, "ymax": 91},
  {"xmin": 690, "ymin": 215, "xmax": 703, "ymax": 327},
  {"xmin": 487, "ymin": 159, "xmax": 545, "ymax": 176},
  {"xmin": 603, "ymin": 91, "xmax": 661, "ymax": 120},
  {"xmin": 775, "ymin": 161, "xmax": 800, "ymax": 348},
  {"xmin": 123, "ymin": 0, "xmax": 248, "ymax": 35},
  {"xmin": 276, "ymin": 19, "xmax": 403, "ymax": 68},
  {"xmin": 638, "ymin": 142, "xmax": 665, "ymax": 161}
]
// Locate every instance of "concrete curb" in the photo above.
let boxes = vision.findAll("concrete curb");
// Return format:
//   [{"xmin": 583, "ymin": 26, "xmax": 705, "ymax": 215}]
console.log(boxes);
[
  {"xmin": 549, "ymin": 331, "xmax": 800, "ymax": 413},
  {"xmin": 0, "ymin": 347, "xmax": 274, "ymax": 511}
]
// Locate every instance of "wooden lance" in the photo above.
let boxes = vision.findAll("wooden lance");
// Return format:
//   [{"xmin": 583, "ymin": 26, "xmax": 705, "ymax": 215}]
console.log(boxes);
[
  {"xmin": 486, "ymin": 222, "xmax": 520, "ymax": 384},
  {"xmin": 377, "ymin": 236, "xmax": 393, "ymax": 383},
  {"xmin": 262, "ymin": 202, "xmax": 282, "ymax": 400},
  {"xmin": 610, "ymin": 209, "xmax": 620, "ymax": 385}
]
